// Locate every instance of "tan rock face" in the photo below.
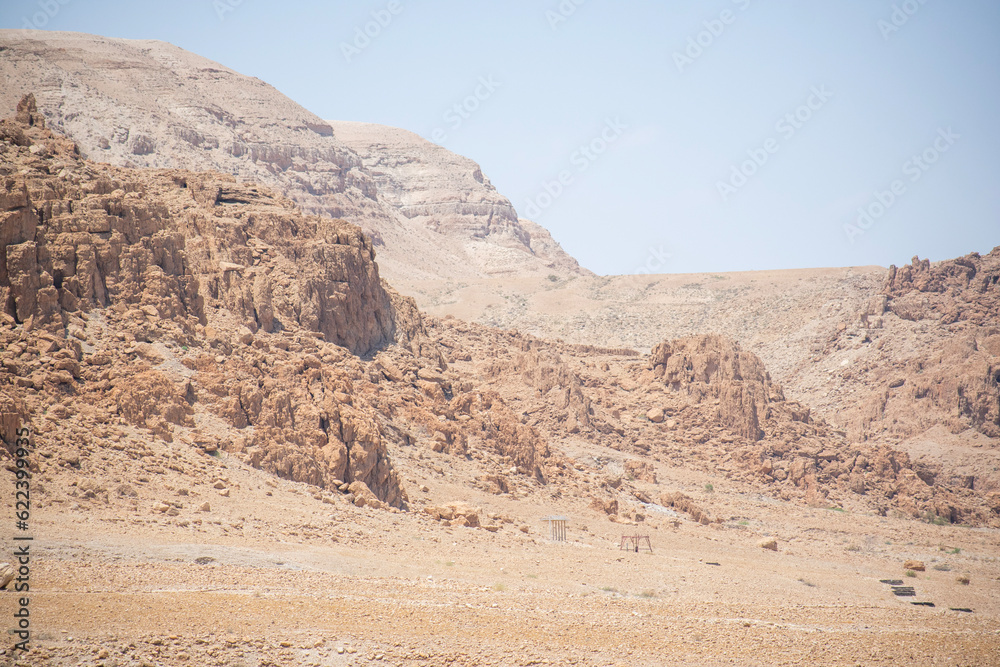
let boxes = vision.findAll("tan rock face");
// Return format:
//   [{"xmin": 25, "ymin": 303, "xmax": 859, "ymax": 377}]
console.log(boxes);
[
  {"xmin": 330, "ymin": 121, "xmax": 586, "ymax": 278},
  {"xmin": 0, "ymin": 94, "xmax": 397, "ymax": 357},
  {"xmin": 650, "ymin": 334, "xmax": 788, "ymax": 442},
  {"xmin": 0, "ymin": 96, "xmax": 412, "ymax": 505},
  {"xmin": 853, "ymin": 251, "xmax": 1000, "ymax": 441},
  {"xmin": 0, "ymin": 385, "xmax": 27, "ymax": 455},
  {"xmin": 0, "ymin": 31, "xmax": 587, "ymax": 284},
  {"xmin": 2, "ymin": 93, "xmax": 998, "ymax": 530}
]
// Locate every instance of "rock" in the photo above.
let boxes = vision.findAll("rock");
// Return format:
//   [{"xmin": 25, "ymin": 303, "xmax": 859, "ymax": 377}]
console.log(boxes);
[
  {"xmin": 0, "ymin": 562, "xmax": 14, "ymax": 589},
  {"xmin": 757, "ymin": 538, "xmax": 778, "ymax": 551},
  {"xmin": 646, "ymin": 407, "xmax": 664, "ymax": 423},
  {"xmin": 956, "ymin": 574, "xmax": 970, "ymax": 585},
  {"xmin": 423, "ymin": 502, "xmax": 479, "ymax": 526},
  {"xmin": 659, "ymin": 492, "xmax": 713, "ymax": 525},
  {"xmin": 649, "ymin": 335, "xmax": 781, "ymax": 441},
  {"xmin": 199, "ymin": 502, "xmax": 211, "ymax": 512},
  {"xmin": 588, "ymin": 496, "xmax": 618, "ymax": 516},
  {"xmin": 60, "ymin": 450, "xmax": 82, "ymax": 468},
  {"xmin": 903, "ymin": 560, "xmax": 925, "ymax": 572},
  {"xmin": 347, "ymin": 481, "xmax": 386, "ymax": 510},
  {"xmin": 625, "ymin": 460, "xmax": 657, "ymax": 484}
]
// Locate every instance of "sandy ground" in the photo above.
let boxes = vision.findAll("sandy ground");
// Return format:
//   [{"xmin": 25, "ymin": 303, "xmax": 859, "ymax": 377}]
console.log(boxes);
[{"xmin": 3, "ymin": 436, "xmax": 999, "ymax": 667}]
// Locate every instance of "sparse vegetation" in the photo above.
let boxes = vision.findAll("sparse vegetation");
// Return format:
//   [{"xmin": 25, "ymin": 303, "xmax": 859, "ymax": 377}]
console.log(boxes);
[
  {"xmin": 932, "ymin": 563, "xmax": 952, "ymax": 571},
  {"xmin": 639, "ymin": 590, "xmax": 656, "ymax": 598},
  {"xmin": 704, "ymin": 483, "xmax": 714, "ymax": 493},
  {"xmin": 798, "ymin": 578, "xmax": 817, "ymax": 588},
  {"xmin": 905, "ymin": 570, "xmax": 917, "ymax": 578},
  {"xmin": 922, "ymin": 511, "xmax": 949, "ymax": 526},
  {"xmin": 493, "ymin": 583, "xmax": 507, "ymax": 592},
  {"xmin": 738, "ymin": 519, "xmax": 750, "ymax": 526},
  {"xmin": 845, "ymin": 544, "xmax": 862, "ymax": 552}
]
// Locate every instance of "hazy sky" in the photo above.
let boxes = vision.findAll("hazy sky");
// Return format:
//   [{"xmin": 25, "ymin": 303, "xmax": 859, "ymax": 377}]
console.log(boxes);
[{"xmin": 2, "ymin": 0, "xmax": 998, "ymax": 275}]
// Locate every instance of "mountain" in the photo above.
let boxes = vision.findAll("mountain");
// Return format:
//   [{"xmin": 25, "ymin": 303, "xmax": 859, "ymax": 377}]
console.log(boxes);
[
  {"xmin": 328, "ymin": 121, "xmax": 586, "ymax": 278},
  {"xmin": 2, "ymin": 34, "xmax": 1000, "ymax": 662},
  {"xmin": 0, "ymin": 30, "xmax": 583, "ymax": 283},
  {"xmin": 2, "ymin": 95, "xmax": 994, "ymax": 526}
]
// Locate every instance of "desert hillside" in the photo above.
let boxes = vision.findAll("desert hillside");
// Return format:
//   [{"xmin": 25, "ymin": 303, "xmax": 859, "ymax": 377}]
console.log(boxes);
[
  {"xmin": 2, "ymin": 92, "xmax": 999, "ymax": 665},
  {"xmin": 329, "ymin": 121, "xmax": 586, "ymax": 278},
  {"xmin": 0, "ymin": 30, "xmax": 576, "ymax": 284}
]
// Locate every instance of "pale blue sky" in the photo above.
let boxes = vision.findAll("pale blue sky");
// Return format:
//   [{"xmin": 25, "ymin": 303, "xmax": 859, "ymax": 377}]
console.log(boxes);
[{"xmin": 2, "ymin": 1, "xmax": 998, "ymax": 274}]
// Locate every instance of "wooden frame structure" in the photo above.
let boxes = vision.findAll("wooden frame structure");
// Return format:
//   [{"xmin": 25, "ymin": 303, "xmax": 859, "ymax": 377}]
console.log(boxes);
[
  {"xmin": 541, "ymin": 515, "xmax": 568, "ymax": 542},
  {"xmin": 619, "ymin": 534, "xmax": 653, "ymax": 553}
]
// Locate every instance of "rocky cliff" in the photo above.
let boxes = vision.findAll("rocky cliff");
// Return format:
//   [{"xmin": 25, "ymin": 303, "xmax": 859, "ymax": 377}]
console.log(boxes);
[
  {"xmin": 3, "ymin": 82, "xmax": 997, "ymax": 529},
  {"xmin": 0, "ymin": 30, "xmax": 586, "ymax": 284},
  {"xmin": 0, "ymin": 96, "xmax": 566, "ymax": 508},
  {"xmin": 0, "ymin": 95, "xmax": 414, "ymax": 502},
  {"xmin": 329, "ymin": 121, "xmax": 586, "ymax": 277}
]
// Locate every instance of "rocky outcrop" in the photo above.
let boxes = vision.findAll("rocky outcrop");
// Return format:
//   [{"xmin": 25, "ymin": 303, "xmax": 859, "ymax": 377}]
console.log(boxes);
[
  {"xmin": 648, "ymin": 335, "xmax": 792, "ymax": 441},
  {"xmin": 884, "ymin": 250, "xmax": 1000, "ymax": 325},
  {"xmin": 0, "ymin": 94, "xmax": 396, "ymax": 356},
  {"xmin": 859, "ymin": 333, "xmax": 1000, "ymax": 440},
  {"xmin": 0, "ymin": 31, "xmax": 587, "ymax": 283},
  {"xmin": 659, "ymin": 492, "xmax": 715, "ymax": 525},
  {"xmin": 0, "ymin": 384, "xmax": 27, "ymax": 457},
  {"xmin": 0, "ymin": 95, "xmax": 410, "ymax": 503},
  {"xmin": 847, "ymin": 250, "xmax": 1000, "ymax": 441},
  {"xmin": 0, "ymin": 96, "xmax": 573, "ymax": 509},
  {"xmin": 330, "ymin": 121, "xmax": 588, "ymax": 278}
]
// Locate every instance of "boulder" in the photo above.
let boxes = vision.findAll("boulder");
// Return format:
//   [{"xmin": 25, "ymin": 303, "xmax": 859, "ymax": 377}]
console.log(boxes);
[{"xmin": 757, "ymin": 538, "xmax": 778, "ymax": 551}]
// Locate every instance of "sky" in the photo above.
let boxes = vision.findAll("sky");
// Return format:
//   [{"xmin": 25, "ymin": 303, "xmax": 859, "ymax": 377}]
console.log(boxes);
[{"xmin": 2, "ymin": 0, "xmax": 999, "ymax": 275}]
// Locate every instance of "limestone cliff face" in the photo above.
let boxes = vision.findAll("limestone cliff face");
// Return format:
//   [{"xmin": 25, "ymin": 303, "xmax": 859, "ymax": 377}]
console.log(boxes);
[
  {"xmin": 0, "ymin": 95, "xmax": 396, "ymax": 357},
  {"xmin": 0, "ymin": 96, "xmax": 569, "ymax": 509},
  {"xmin": 0, "ymin": 30, "xmax": 587, "ymax": 283},
  {"xmin": 330, "ymin": 121, "xmax": 587, "ymax": 278},
  {"xmin": 0, "ymin": 32, "xmax": 377, "ymax": 225},
  {"xmin": 0, "ymin": 95, "xmax": 412, "ymax": 503},
  {"xmin": 853, "ymin": 250, "xmax": 1000, "ymax": 441}
]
